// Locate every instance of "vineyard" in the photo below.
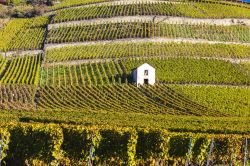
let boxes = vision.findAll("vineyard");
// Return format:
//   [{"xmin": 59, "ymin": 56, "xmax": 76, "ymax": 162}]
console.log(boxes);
[
  {"xmin": 47, "ymin": 21, "xmax": 250, "ymax": 44},
  {"xmin": 41, "ymin": 57, "xmax": 250, "ymax": 86},
  {"xmin": 0, "ymin": 85, "xmax": 36, "ymax": 110},
  {"xmin": 0, "ymin": 0, "xmax": 250, "ymax": 164},
  {"xmin": 52, "ymin": 1, "xmax": 250, "ymax": 23},
  {"xmin": 0, "ymin": 16, "xmax": 49, "ymax": 52},
  {"xmin": 0, "ymin": 123, "xmax": 250, "ymax": 165},
  {"xmin": 45, "ymin": 42, "xmax": 250, "ymax": 62},
  {"xmin": 38, "ymin": 84, "xmax": 219, "ymax": 116},
  {"xmin": 0, "ymin": 54, "xmax": 41, "ymax": 85}
]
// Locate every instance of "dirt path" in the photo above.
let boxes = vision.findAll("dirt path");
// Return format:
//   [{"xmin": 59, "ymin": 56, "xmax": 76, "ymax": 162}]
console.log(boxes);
[
  {"xmin": 0, "ymin": 50, "xmax": 43, "ymax": 57},
  {"xmin": 42, "ymin": 55, "xmax": 250, "ymax": 67},
  {"xmin": 45, "ymin": 37, "xmax": 250, "ymax": 50},
  {"xmin": 48, "ymin": 16, "xmax": 250, "ymax": 30}
]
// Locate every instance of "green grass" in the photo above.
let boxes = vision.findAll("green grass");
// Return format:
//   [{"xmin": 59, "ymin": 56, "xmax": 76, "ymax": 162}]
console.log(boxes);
[
  {"xmin": 41, "ymin": 57, "xmax": 250, "ymax": 86},
  {"xmin": 47, "ymin": 21, "xmax": 250, "ymax": 44},
  {"xmin": 52, "ymin": 2, "xmax": 250, "ymax": 23},
  {"xmin": 45, "ymin": 42, "xmax": 250, "ymax": 62}
]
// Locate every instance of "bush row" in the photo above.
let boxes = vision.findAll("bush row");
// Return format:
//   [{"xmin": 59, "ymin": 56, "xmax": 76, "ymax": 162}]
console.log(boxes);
[{"xmin": 0, "ymin": 123, "xmax": 249, "ymax": 165}]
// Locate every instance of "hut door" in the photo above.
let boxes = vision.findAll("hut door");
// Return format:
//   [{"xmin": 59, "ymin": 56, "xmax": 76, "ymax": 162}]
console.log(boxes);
[{"xmin": 144, "ymin": 79, "xmax": 149, "ymax": 84}]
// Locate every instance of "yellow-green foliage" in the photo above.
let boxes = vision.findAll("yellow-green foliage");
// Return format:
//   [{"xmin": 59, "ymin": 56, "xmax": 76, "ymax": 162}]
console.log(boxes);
[
  {"xmin": 169, "ymin": 85, "xmax": 250, "ymax": 116},
  {"xmin": 0, "ymin": 123, "xmax": 248, "ymax": 165},
  {"xmin": 51, "ymin": 0, "xmax": 115, "ymax": 10},
  {"xmin": 240, "ymin": 62, "xmax": 250, "ymax": 73},
  {"xmin": 45, "ymin": 42, "xmax": 250, "ymax": 62},
  {"xmin": 0, "ymin": 54, "xmax": 42, "ymax": 85},
  {"xmin": 41, "ymin": 58, "xmax": 250, "ymax": 86},
  {"xmin": 0, "ymin": 19, "xmax": 28, "ymax": 52},
  {"xmin": 0, "ymin": 16, "xmax": 48, "ymax": 52},
  {"xmin": 47, "ymin": 21, "xmax": 250, "ymax": 44},
  {"xmin": 53, "ymin": 1, "xmax": 250, "ymax": 23}
]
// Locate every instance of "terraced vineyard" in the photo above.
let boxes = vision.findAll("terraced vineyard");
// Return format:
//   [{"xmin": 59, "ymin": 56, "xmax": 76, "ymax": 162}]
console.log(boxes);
[
  {"xmin": 45, "ymin": 42, "xmax": 250, "ymax": 62},
  {"xmin": 0, "ymin": 85, "xmax": 36, "ymax": 110},
  {"xmin": 0, "ymin": 55, "xmax": 41, "ymax": 85},
  {"xmin": 41, "ymin": 57, "xmax": 250, "ymax": 86},
  {"xmin": 47, "ymin": 21, "xmax": 250, "ymax": 44},
  {"xmin": 0, "ymin": 16, "xmax": 49, "ymax": 52},
  {"xmin": 52, "ymin": 1, "xmax": 250, "ymax": 23},
  {"xmin": 38, "ymin": 84, "xmax": 220, "ymax": 116},
  {"xmin": 0, "ymin": 0, "xmax": 250, "ymax": 165}
]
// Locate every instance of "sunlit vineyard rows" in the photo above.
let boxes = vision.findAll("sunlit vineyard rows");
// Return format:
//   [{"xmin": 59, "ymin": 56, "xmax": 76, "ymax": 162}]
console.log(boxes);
[
  {"xmin": 47, "ymin": 21, "xmax": 250, "ymax": 44},
  {"xmin": 52, "ymin": 1, "xmax": 250, "ymax": 23},
  {"xmin": 45, "ymin": 42, "xmax": 250, "ymax": 62},
  {"xmin": 51, "ymin": 0, "xmax": 115, "ymax": 10},
  {"xmin": 240, "ymin": 62, "xmax": 250, "ymax": 73},
  {"xmin": 38, "ymin": 84, "xmax": 222, "ymax": 116},
  {"xmin": 0, "ymin": 0, "xmax": 250, "ymax": 163},
  {"xmin": 0, "ymin": 16, "xmax": 49, "ymax": 52},
  {"xmin": 41, "ymin": 57, "xmax": 250, "ymax": 86},
  {"xmin": 0, "ymin": 55, "xmax": 41, "ymax": 85},
  {"xmin": 0, "ymin": 56, "xmax": 8, "ymax": 75},
  {"xmin": 1, "ymin": 123, "xmax": 250, "ymax": 165},
  {"xmin": 2, "ymin": 109, "xmax": 250, "ymax": 133},
  {"xmin": 38, "ymin": 84, "xmax": 250, "ymax": 117},
  {"xmin": 169, "ymin": 85, "xmax": 250, "ymax": 116}
]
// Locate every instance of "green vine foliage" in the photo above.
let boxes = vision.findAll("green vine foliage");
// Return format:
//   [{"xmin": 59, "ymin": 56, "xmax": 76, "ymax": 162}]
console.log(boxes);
[
  {"xmin": 0, "ymin": 128, "xmax": 10, "ymax": 165},
  {"xmin": 3, "ymin": 123, "xmax": 63, "ymax": 166},
  {"xmin": 0, "ymin": 123, "xmax": 249, "ymax": 165}
]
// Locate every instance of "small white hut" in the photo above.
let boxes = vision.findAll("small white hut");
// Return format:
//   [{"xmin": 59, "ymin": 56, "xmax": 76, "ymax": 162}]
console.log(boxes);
[{"xmin": 132, "ymin": 63, "xmax": 156, "ymax": 87}]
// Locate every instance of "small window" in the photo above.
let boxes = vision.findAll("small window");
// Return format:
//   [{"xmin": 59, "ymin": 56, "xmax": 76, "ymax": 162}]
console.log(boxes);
[{"xmin": 144, "ymin": 70, "xmax": 148, "ymax": 76}]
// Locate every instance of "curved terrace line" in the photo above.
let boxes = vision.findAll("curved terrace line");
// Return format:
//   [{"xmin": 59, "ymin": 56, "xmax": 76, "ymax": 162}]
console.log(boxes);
[
  {"xmin": 42, "ymin": 56, "xmax": 250, "ymax": 67},
  {"xmin": 48, "ymin": 16, "xmax": 250, "ymax": 30},
  {"xmin": 45, "ymin": 37, "xmax": 250, "ymax": 50}
]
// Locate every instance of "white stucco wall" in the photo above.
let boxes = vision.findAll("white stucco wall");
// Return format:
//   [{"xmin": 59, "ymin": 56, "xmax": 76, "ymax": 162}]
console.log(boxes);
[{"xmin": 133, "ymin": 63, "xmax": 155, "ymax": 86}]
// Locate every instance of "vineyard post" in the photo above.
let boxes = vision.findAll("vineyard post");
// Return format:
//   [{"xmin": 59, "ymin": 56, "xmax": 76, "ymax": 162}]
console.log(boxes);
[
  {"xmin": 244, "ymin": 138, "xmax": 248, "ymax": 166},
  {"xmin": 206, "ymin": 138, "xmax": 214, "ymax": 166},
  {"xmin": 88, "ymin": 135, "xmax": 95, "ymax": 166},
  {"xmin": 185, "ymin": 137, "xmax": 192, "ymax": 166}
]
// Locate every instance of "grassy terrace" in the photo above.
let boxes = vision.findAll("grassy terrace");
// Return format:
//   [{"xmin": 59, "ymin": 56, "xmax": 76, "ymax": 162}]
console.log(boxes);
[
  {"xmin": 52, "ymin": 2, "xmax": 250, "ymax": 23},
  {"xmin": 41, "ymin": 57, "xmax": 250, "ymax": 86},
  {"xmin": 45, "ymin": 42, "xmax": 250, "ymax": 62},
  {"xmin": 47, "ymin": 22, "xmax": 250, "ymax": 44}
]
